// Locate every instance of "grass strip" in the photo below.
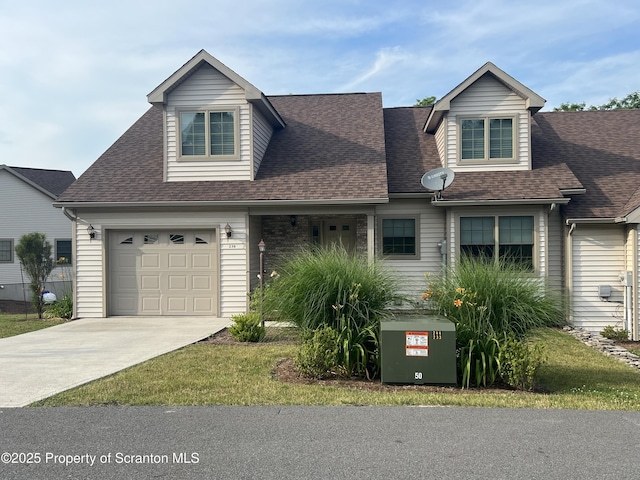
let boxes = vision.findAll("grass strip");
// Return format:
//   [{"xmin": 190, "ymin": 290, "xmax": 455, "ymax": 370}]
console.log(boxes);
[{"xmin": 32, "ymin": 328, "xmax": 640, "ymax": 410}]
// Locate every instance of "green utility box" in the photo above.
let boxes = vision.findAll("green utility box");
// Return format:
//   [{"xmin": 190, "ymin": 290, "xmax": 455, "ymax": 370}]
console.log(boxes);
[{"xmin": 380, "ymin": 315, "xmax": 456, "ymax": 385}]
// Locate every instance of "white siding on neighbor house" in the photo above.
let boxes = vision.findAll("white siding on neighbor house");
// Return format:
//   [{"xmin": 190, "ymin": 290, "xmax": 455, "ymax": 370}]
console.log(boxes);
[
  {"xmin": 0, "ymin": 171, "xmax": 72, "ymax": 296},
  {"xmin": 376, "ymin": 200, "xmax": 445, "ymax": 303},
  {"xmin": 444, "ymin": 76, "xmax": 531, "ymax": 172},
  {"xmin": 571, "ymin": 225, "xmax": 626, "ymax": 332},
  {"xmin": 165, "ymin": 64, "xmax": 253, "ymax": 182},
  {"xmin": 252, "ymin": 107, "xmax": 274, "ymax": 178},
  {"xmin": 72, "ymin": 210, "xmax": 249, "ymax": 318}
]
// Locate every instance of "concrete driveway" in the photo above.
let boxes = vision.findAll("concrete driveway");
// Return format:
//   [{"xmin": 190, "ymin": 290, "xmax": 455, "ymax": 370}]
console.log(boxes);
[{"xmin": 0, "ymin": 316, "xmax": 230, "ymax": 408}]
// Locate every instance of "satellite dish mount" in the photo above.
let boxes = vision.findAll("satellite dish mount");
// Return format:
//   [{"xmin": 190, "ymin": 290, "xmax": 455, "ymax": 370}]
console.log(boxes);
[{"xmin": 420, "ymin": 167, "xmax": 455, "ymax": 200}]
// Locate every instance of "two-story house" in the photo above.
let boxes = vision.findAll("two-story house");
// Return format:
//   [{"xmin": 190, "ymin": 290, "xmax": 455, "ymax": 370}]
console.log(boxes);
[
  {"xmin": 1, "ymin": 165, "xmax": 76, "ymax": 302},
  {"xmin": 55, "ymin": 50, "xmax": 640, "ymax": 340}
]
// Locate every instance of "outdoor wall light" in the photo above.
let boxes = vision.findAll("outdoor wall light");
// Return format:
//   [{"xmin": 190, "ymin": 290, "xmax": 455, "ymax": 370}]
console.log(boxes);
[
  {"xmin": 224, "ymin": 223, "xmax": 232, "ymax": 238},
  {"xmin": 290, "ymin": 215, "xmax": 297, "ymax": 227},
  {"xmin": 87, "ymin": 224, "xmax": 96, "ymax": 239}
]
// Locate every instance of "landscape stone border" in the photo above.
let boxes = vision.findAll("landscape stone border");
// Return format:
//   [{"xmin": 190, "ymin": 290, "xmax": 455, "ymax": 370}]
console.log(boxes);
[{"xmin": 563, "ymin": 326, "xmax": 640, "ymax": 371}]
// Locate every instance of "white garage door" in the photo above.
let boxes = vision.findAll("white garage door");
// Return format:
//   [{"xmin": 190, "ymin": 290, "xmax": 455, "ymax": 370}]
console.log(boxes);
[{"xmin": 109, "ymin": 230, "xmax": 218, "ymax": 316}]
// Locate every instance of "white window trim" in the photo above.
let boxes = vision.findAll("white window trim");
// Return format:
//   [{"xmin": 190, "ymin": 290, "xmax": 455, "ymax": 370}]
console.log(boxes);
[
  {"xmin": 378, "ymin": 215, "xmax": 420, "ymax": 260},
  {"xmin": 457, "ymin": 213, "xmax": 537, "ymax": 271},
  {"xmin": 0, "ymin": 238, "xmax": 13, "ymax": 263},
  {"xmin": 177, "ymin": 106, "xmax": 240, "ymax": 161},
  {"xmin": 457, "ymin": 114, "xmax": 518, "ymax": 164}
]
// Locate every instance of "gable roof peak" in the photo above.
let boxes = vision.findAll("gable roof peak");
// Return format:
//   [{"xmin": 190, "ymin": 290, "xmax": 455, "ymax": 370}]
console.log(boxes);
[
  {"xmin": 147, "ymin": 49, "xmax": 285, "ymax": 128},
  {"xmin": 424, "ymin": 62, "xmax": 546, "ymax": 133}
]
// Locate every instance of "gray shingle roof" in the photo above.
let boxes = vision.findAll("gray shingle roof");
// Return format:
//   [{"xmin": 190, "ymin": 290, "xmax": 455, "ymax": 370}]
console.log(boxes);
[
  {"xmin": 532, "ymin": 110, "xmax": 640, "ymax": 219},
  {"xmin": 56, "ymin": 89, "xmax": 640, "ymax": 221},
  {"xmin": 6, "ymin": 166, "xmax": 75, "ymax": 197},
  {"xmin": 384, "ymin": 107, "xmax": 583, "ymax": 202},
  {"xmin": 57, "ymin": 93, "xmax": 388, "ymax": 204}
]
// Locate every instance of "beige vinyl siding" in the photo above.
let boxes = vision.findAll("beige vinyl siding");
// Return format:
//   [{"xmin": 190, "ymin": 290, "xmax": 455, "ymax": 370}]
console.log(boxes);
[
  {"xmin": 571, "ymin": 225, "xmax": 625, "ymax": 331},
  {"xmin": 247, "ymin": 214, "xmax": 262, "ymax": 292},
  {"xmin": 547, "ymin": 206, "xmax": 564, "ymax": 289},
  {"xmin": 165, "ymin": 64, "xmax": 252, "ymax": 181},
  {"xmin": 74, "ymin": 222, "xmax": 104, "ymax": 318},
  {"xmin": 445, "ymin": 75, "xmax": 530, "ymax": 172},
  {"xmin": 376, "ymin": 200, "xmax": 445, "ymax": 302},
  {"xmin": 72, "ymin": 210, "xmax": 249, "ymax": 318},
  {"xmin": 434, "ymin": 119, "xmax": 446, "ymax": 167},
  {"xmin": 0, "ymin": 171, "xmax": 71, "ymax": 285},
  {"xmin": 252, "ymin": 107, "xmax": 274, "ymax": 178}
]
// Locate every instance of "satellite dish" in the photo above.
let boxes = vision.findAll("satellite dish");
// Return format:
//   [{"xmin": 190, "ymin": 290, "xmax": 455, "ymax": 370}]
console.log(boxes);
[{"xmin": 421, "ymin": 167, "xmax": 455, "ymax": 199}]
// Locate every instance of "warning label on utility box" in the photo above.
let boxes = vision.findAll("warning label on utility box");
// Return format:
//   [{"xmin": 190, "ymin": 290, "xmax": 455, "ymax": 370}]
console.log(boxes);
[{"xmin": 406, "ymin": 331, "xmax": 429, "ymax": 357}]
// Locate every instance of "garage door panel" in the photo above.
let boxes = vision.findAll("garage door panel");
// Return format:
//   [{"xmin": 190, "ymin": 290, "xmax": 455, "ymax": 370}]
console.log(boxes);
[
  {"xmin": 192, "ymin": 254, "xmax": 211, "ymax": 268},
  {"xmin": 141, "ymin": 254, "xmax": 160, "ymax": 268},
  {"xmin": 192, "ymin": 275, "xmax": 211, "ymax": 290},
  {"xmin": 116, "ymin": 275, "xmax": 137, "ymax": 290},
  {"xmin": 109, "ymin": 230, "xmax": 218, "ymax": 316},
  {"xmin": 117, "ymin": 253, "xmax": 137, "ymax": 268},
  {"xmin": 168, "ymin": 275, "xmax": 188, "ymax": 290},
  {"xmin": 141, "ymin": 275, "xmax": 160, "ymax": 290},
  {"xmin": 168, "ymin": 254, "xmax": 187, "ymax": 268},
  {"xmin": 193, "ymin": 297, "xmax": 213, "ymax": 312},
  {"xmin": 167, "ymin": 297, "xmax": 187, "ymax": 313}
]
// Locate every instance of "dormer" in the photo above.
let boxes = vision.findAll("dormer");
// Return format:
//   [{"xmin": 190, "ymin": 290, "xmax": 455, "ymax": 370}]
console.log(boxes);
[
  {"xmin": 148, "ymin": 50, "xmax": 285, "ymax": 182},
  {"xmin": 424, "ymin": 62, "xmax": 545, "ymax": 173}
]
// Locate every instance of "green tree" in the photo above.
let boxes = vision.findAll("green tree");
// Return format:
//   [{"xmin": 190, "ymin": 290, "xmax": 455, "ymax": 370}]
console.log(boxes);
[
  {"xmin": 415, "ymin": 96, "xmax": 437, "ymax": 106},
  {"xmin": 15, "ymin": 233, "xmax": 55, "ymax": 319},
  {"xmin": 554, "ymin": 91, "xmax": 640, "ymax": 111}
]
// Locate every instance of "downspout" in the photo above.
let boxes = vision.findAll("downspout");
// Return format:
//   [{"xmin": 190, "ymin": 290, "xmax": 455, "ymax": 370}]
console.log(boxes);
[
  {"xmin": 566, "ymin": 223, "xmax": 576, "ymax": 324},
  {"xmin": 61, "ymin": 207, "xmax": 78, "ymax": 320}
]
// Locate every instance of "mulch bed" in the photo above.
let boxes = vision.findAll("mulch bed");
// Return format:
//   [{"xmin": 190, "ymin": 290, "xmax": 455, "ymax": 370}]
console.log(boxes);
[{"xmin": 203, "ymin": 328, "xmax": 539, "ymax": 394}]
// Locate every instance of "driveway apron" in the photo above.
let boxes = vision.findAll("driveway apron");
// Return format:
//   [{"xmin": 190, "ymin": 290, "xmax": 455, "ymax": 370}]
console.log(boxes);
[{"xmin": 0, "ymin": 316, "xmax": 230, "ymax": 408}]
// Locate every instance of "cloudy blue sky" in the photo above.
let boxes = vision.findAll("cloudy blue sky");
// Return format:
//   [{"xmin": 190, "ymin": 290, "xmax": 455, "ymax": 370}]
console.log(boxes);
[{"xmin": 1, "ymin": 0, "xmax": 639, "ymax": 177}]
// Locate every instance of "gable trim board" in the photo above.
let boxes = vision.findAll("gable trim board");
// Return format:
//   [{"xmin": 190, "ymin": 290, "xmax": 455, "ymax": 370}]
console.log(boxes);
[{"xmin": 55, "ymin": 51, "xmax": 640, "ymax": 338}]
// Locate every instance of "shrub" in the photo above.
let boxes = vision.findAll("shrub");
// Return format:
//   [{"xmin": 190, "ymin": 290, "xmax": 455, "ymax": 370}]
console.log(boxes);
[
  {"xmin": 44, "ymin": 294, "xmax": 73, "ymax": 320},
  {"xmin": 15, "ymin": 232, "xmax": 55, "ymax": 319},
  {"xmin": 295, "ymin": 325, "xmax": 340, "ymax": 378},
  {"xmin": 458, "ymin": 333, "xmax": 502, "ymax": 388},
  {"xmin": 424, "ymin": 256, "xmax": 565, "ymax": 338},
  {"xmin": 263, "ymin": 245, "xmax": 402, "ymax": 380},
  {"xmin": 499, "ymin": 335, "xmax": 546, "ymax": 391},
  {"xmin": 601, "ymin": 325, "xmax": 630, "ymax": 342},
  {"xmin": 228, "ymin": 312, "xmax": 265, "ymax": 342},
  {"xmin": 424, "ymin": 256, "xmax": 561, "ymax": 389},
  {"xmin": 262, "ymin": 245, "xmax": 401, "ymax": 331}
]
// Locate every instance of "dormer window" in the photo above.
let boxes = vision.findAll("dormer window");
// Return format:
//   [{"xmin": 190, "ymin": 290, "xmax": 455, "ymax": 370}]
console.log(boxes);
[
  {"xmin": 459, "ymin": 116, "xmax": 516, "ymax": 163},
  {"xmin": 179, "ymin": 108, "xmax": 239, "ymax": 159}
]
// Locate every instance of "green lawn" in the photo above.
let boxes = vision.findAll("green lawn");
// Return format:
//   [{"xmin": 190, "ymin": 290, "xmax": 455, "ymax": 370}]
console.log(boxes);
[
  {"xmin": 0, "ymin": 313, "xmax": 67, "ymax": 339},
  {"xmin": 31, "ymin": 328, "xmax": 640, "ymax": 410}
]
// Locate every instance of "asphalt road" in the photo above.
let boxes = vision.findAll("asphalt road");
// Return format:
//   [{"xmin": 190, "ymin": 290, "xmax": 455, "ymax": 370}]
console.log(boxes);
[{"xmin": 1, "ymin": 406, "xmax": 639, "ymax": 479}]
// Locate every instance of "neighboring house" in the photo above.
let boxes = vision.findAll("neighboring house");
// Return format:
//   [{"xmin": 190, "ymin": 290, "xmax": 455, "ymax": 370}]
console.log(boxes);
[
  {"xmin": 0, "ymin": 165, "xmax": 76, "ymax": 301},
  {"xmin": 55, "ymin": 50, "xmax": 640, "ymax": 340}
]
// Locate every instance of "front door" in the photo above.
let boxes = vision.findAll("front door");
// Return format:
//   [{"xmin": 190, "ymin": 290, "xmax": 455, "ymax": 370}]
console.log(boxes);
[{"xmin": 319, "ymin": 219, "xmax": 357, "ymax": 252}]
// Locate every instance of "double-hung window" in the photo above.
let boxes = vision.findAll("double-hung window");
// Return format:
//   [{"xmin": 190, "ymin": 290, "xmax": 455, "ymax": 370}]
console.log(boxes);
[
  {"xmin": 460, "ymin": 116, "xmax": 515, "ymax": 162},
  {"xmin": 0, "ymin": 239, "xmax": 13, "ymax": 263},
  {"xmin": 460, "ymin": 215, "xmax": 534, "ymax": 270},
  {"xmin": 179, "ymin": 108, "xmax": 239, "ymax": 159},
  {"xmin": 380, "ymin": 217, "xmax": 419, "ymax": 259},
  {"xmin": 55, "ymin": 239, "xmax": 72, "ymax": 265}
]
